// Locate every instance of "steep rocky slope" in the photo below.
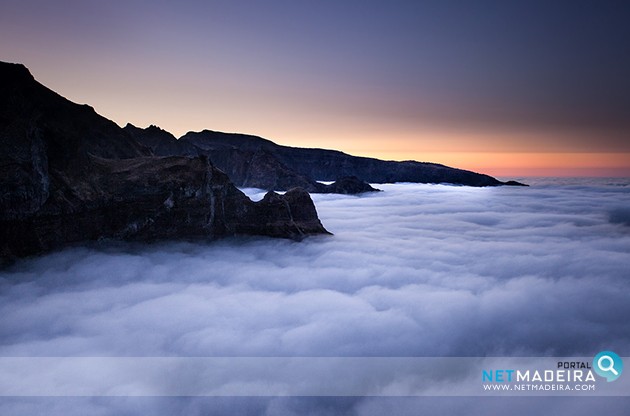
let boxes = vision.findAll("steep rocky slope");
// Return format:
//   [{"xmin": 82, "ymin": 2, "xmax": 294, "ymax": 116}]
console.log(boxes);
[{"xmin": 0, "ymin": 62, "xmax": 328, "ymax": 259}]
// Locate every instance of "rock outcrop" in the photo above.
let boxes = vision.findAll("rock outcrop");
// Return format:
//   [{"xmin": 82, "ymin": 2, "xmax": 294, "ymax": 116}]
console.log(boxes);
[{"xmin": 0, "ymin": 61, "xmax": 329, "ymax": 260}]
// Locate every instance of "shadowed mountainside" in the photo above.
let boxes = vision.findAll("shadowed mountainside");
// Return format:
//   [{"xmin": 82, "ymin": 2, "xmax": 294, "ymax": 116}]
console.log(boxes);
[
  {"xmin": 0, "ymin": 61, "xmax": 329, "ymax": 259},
  {"xmin": 178, "ymin": 130, "xmax": 526, "ymax": 189},
  {"xmin": 125, "ymin": 125, "xmax": 525, "ymax": 191},
  {"xmin": 125, "ymin": 125, "xmax": 381, "ymax": 193}
]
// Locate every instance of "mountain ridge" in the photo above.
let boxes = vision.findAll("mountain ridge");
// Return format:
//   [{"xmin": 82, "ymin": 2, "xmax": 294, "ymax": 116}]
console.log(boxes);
[
  {"xmin": 0, "ymin": 61, "xmax": 329, "ymax": 260},
  {"xmin": 178, "ymin": 130, "xmax": 526, "ymax": 188},
  {"xmin": 127, "ymin": 124, "xmax": 526, "ymax": 189}
]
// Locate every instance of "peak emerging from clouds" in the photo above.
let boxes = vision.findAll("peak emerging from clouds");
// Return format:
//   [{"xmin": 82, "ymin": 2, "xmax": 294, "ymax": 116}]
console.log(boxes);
[{"xmin": 0, "ymin": 61, "xmax": 329, "ymax": 259}]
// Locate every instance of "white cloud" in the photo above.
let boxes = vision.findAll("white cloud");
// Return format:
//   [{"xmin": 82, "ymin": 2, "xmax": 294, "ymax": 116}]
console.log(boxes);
[{"xmin": 1, "ymin": 179, "xmax": 629, "ymax": 414}]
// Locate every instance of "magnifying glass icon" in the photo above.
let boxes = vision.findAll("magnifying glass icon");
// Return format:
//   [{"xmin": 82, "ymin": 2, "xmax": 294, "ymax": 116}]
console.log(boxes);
[{"xmin": 598, "ymin": 355, "xmax": 619, "ymax": 375}]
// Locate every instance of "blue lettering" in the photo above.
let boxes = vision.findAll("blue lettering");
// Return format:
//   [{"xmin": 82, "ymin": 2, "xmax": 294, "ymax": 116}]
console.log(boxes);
[
  {"xmin": 506, "ymin": 369, "xmax": 514, "ymax": 382},
  {"xmin": 482, "ymin": 369, "xmax": 515, "ymax": 383}
]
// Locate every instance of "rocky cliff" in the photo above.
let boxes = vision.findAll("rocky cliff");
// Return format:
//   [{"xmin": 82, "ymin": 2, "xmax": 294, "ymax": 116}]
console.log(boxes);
[{"xmin": 0, "ymin": 62, "xmax": 329, "ymax": 260}]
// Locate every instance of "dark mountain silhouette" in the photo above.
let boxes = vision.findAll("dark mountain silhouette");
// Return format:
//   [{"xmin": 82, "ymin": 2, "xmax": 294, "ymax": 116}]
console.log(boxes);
[
  {"xmin": 178, "ymin": 130, "xmax": 527, "ymax": 189},
  {"xmin": 0, "ymin": 61, "xmax": 328, "ymax": 260},
  {"xmin": 127, "ymin": 124, "xmax": 524, "ymax": 193},
  {"xmin": 124, "ymin": 123, "xmax": 199, "ymax": 157},
  {"xmin": 126, "ymin": 124, "xmax": 380, "ymax": 193}
]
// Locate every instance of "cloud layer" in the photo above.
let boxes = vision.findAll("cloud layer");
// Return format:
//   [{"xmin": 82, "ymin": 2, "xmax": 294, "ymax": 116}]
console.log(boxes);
[{"xmin": 1, "ymin": 178, "xmax": 629, "ymax": 414}]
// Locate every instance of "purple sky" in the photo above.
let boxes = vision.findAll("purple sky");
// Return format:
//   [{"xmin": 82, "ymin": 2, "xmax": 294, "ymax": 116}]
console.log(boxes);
[{"xmin": 2, "ymin": 0, "xmax": 629, "ymax": 175}]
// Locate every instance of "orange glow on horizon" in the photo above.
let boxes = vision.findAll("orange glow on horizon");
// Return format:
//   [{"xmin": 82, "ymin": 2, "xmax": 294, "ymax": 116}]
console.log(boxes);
[
  {"xmin": 20, "ymin": 66, "xmax": 630, "ymax": 179},
  {"xmin": 346, "ymin": 152, "xmax": 630, "ymax": 178}
]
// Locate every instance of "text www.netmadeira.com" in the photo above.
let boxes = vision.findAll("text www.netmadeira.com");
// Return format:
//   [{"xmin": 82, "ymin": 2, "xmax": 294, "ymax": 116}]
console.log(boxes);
[{"xmin": 483, "ymin": 384, "xmax": 596, "ymax": 391}]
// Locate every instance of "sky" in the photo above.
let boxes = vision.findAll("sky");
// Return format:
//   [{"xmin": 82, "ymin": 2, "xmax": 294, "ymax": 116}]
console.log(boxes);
[
  {"xmin": 1, "ymin": 0, "xmax": 629, "ymax": 176},
  {"xmin": 1, "ymin": 179, "xmax": 630, "ymax": 414}
]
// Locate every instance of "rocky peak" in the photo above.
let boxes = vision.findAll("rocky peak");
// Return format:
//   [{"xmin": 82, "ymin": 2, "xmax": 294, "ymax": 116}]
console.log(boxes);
[
  {"xmin": 0, "ymin": 61, "xmax": 329, "ymax": 260},
  {"xmin": 0, "ymin": 62, "xmax": 34, "ymax": 84}
]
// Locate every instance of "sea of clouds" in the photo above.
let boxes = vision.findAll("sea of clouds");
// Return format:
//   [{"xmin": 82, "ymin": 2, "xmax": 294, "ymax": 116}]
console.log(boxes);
[{"xmin": 1, "ymin": 178, "xmax": 629, "ymax": 414}]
